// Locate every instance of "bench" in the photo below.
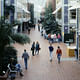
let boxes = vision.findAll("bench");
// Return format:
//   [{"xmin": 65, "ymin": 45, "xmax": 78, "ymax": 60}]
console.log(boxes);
[{"xmin": 0, "ymin": 70, "xmax": 9, "ymax": 80}]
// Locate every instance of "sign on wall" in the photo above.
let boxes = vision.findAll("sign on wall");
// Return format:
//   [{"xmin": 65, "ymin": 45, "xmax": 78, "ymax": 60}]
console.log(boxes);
[{"xmin": 64, "ymin": 33, "xmax": 74, "ymax": 43}]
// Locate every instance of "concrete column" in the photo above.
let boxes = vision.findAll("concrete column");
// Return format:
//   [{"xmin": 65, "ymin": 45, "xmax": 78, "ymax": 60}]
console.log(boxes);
[
  {"xmin": 1, "ymin": 0, "xmax": 4, "ymax": 16},
  {"xmin": 76, "ymin": 8, "xmax": 79, "ymax": 60},
  {"xmin": 62, "ymin": 0, "xmax": 69, "ymax": 42},
  {"xmin": 9, "ymin": 0, "xmax": 14, "ymax": 23},
  {"xmin": 14, "ymin": 0, "xmax": 17, "ymax": 20}
]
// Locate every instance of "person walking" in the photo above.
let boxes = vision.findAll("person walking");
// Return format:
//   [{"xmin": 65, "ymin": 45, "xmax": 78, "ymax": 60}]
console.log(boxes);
[
  {"xmin": 22, "ymin": 49, "xmax": 29, "ymax": 70},
  {"xmin": 57, "ymin": 33, "xmax": 61, "ymax": 43},
  {"xmin": 28, "ymin": 27, "xmax": 31, "ymax": 34},
  {"xmin": 31, "ymin": 42, "xmax": 35, "ymax": 56},
  {"xmin": 49, "ymin": 43, "xmax": 54, "ymax": 62},
  {"xmin": 35, "ymin": 41, "xmax": 40, "ymax": 55},
  {"xmin": 38, "ymin": 20, "xmax": 40, "ymax": 31},
  {"xmin": 56, "ymin": 46, "xmax": 62, "ymax": 64}
]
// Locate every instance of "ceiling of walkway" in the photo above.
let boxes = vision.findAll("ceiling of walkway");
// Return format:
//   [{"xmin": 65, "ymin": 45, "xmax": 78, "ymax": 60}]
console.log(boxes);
[{"xmin": 28, "ymin": 0, "xmax": 47, "ymax": 12}]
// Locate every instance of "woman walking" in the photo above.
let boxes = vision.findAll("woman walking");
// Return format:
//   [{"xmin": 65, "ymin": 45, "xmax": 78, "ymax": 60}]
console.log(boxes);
[{"xmin": 35, "ymin": 41, "xmax": 40, "ymax": 55}]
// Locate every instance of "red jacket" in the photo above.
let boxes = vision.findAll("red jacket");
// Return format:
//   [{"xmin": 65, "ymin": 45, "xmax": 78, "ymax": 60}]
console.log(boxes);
[{"xmin": 56, "ymin": 49, "xmax": 62, "ymax": 55}]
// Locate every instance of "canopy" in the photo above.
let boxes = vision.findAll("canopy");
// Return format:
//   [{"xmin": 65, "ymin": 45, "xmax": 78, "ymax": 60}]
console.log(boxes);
[
  {"xmin": 52, "ymin": 6, "xmax": 62, "ymax": 14},
  {"xmin": 69, "ymin": 4, "xmax": 80, "ymax": 10}
]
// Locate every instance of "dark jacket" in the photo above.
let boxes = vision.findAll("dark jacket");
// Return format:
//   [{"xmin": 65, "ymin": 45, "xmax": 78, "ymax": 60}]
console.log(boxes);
[{"xmin": 49, "ymin": 46, "xmax": 53, "ymax": 52}]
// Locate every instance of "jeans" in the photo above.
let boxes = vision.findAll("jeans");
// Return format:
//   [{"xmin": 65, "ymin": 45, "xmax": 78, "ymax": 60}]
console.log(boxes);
[
  {"xmin": 57, "ymin": 54, "xmax": 61, "ymax": 63},
  {"xmin": 24, "ymin": 58, "xmax": 28, "ymax": 69},
  {"xmin": 50, "ymin": 51, "xmax": 53, "ymax": 60},
  {"xmin": 32, "ymin": 50, "xmax": 35, "ymax": 56},
  {"xmin": 36, "ymin": 49, "xmax": 39, "ymax": 55}
]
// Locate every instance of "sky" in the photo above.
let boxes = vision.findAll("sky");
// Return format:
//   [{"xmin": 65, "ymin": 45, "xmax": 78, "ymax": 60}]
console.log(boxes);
[{"xmin": 28, "ymin": 0, "xmax": 47, "ymax": 12}]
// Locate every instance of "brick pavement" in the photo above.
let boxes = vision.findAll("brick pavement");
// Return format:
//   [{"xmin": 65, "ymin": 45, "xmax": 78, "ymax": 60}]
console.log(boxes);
[{"xmin": 13, "ymin": 27, "xmax": 80, "ymax": 80}]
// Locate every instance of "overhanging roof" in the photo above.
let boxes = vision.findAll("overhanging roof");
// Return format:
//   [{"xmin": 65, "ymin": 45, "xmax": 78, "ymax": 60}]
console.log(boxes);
[
  {"xmin": 52, "ymin": 6, "xmax": 62, "ymax": 14},
  {"xmin": 69, "ymin": 4, "xmax": 80, "ymax": 10}
]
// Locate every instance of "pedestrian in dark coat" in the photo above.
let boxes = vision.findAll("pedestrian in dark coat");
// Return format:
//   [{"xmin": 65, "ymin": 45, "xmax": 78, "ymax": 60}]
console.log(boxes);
[
  {"xmin": 31, "ymin": 42, "xmax": 35, "ymax": 56},
  {"xmin": 35, "ymin": 41, "xmax": 40, "ymax": 55}
]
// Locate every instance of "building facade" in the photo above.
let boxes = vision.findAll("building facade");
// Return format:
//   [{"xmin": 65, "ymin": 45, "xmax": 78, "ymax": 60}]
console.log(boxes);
[
  {"xmin": 27, "ymin": 2, "xmax": 34, "ymax": 24},
  {"xmin": 53, "ymin": 0, "xmax": 78, "ymax": 42},
  {"xmin": 14, "ymin": 0, "xmax": 30, "ymax": 32},
  {"xmin": 46, "ymin": 0, "xmax": 56, "ymax": 11}
]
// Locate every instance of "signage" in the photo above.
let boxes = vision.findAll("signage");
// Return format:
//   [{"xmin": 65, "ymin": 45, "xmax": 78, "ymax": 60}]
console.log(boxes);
[{"xmin": 64, "ymin": 33, "xmax": 74, "ymax": 43}]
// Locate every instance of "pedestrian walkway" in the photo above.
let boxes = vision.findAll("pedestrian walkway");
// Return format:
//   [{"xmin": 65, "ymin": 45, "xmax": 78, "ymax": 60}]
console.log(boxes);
[{"xmin": 13, "ymin": 26, "xmax": 80, "ymax": 80}]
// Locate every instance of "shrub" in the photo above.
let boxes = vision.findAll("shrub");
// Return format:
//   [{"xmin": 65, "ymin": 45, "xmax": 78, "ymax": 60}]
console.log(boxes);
[
  {"xmin": 12, "ymin": 33, "xmax": 30, "ymax": 44},
  {"xmin": 0, "ymin": 46, "xmax": 17, "ymax": 76}
]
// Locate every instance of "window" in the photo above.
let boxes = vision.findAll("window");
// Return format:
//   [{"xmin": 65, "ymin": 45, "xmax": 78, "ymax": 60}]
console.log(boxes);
[{"xmin": 70, "ymin": 10, "xmax": 76, "ymax": 19}]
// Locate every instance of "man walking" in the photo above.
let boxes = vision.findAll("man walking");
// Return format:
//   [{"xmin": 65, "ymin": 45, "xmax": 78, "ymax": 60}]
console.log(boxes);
[
  {"xmin": 49, "ymin": 43, "xmax": 54, "ymax": 62},
  {"xmin": 56, "ymin": 46, "xmax": 62, "ymax": 64},
  {"xmin": 22, "ymin": 49, "xmax": 29, "ymax": 70}
]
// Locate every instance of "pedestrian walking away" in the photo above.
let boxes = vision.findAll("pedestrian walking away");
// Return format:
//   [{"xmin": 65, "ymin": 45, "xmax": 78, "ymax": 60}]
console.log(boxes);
[
  {"xmin": 35, "ymin": 41, "xmax": 40, "ymax": 55},
  {"xmin": 22, "ymin": 49, "xmax": 29, "ymax": 70},
  {"xmin": 56, "ymin": 46, "xmax": 62, "ymax": 64},
  {"xmin": 28, "ymin": 27, "xmax": 31, "ymax": 34},
  {"xmin": 49, "ymin": 43, "xmax": 54, "ymax": 62},
  {"xmin": 31, "ymin": 42, "xmax": 35, "ymax": 56},
  {"xmin": 57, "ymin": 33, "xmax": 61, "ymax": 43}
]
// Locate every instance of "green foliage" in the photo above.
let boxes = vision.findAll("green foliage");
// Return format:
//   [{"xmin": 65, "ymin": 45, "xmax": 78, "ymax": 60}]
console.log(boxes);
[
  {"xmin": 0, "ymin": 17, "xmax": 13, "ymax": 48},
  {"xmin": 0, "ymin": 46, "xmax": 17, "ymax": 76},
  {"xmin": 0, "ymin": 17, "xmax": 30, "ymax": 75},
  {"xmin": 12, "ymin": 33, "xmax": 30, "ymax": 44},
  {"xmin": 42, "ymin": 3, "xmax": 61, "ymax": 34}
]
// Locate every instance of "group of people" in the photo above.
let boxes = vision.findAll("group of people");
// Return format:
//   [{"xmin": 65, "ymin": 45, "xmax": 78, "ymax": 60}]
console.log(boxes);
[
  {"xmin": 22, "ymin": 42, "xmax": 62, "ymax": 71},
  {"xmin": 31, "ymin": 41, "xmax": 40, "ymax": 56},
  {"xmin": 47, "ymin": 33, "xmax": 61, "ymax": 43},
  {"xmin": 21, "ymin": 41, "xmax": 41, "ymax": 70},
  {"xmin": 8, "ymin": 43, "xmax": 62, "ymax": 79},
  {"xmin": 49, "ymin": 43, "xmax": 62, "ymax": 63}
]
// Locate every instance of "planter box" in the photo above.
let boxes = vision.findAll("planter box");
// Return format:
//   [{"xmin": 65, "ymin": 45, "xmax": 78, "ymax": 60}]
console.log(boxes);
[{"xmin": 67, "ymin": 46, "xmax": 76, "ymax": 57}]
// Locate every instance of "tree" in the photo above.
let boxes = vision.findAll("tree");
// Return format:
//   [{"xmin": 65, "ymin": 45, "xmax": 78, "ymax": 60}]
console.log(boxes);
[
  {"xmin": 42, "ymin": 3, "xmax": 61, "ymax": 34},
  {"xmin": 0, "ymin": 17, "xmax": 30, "ymax": 75}
]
